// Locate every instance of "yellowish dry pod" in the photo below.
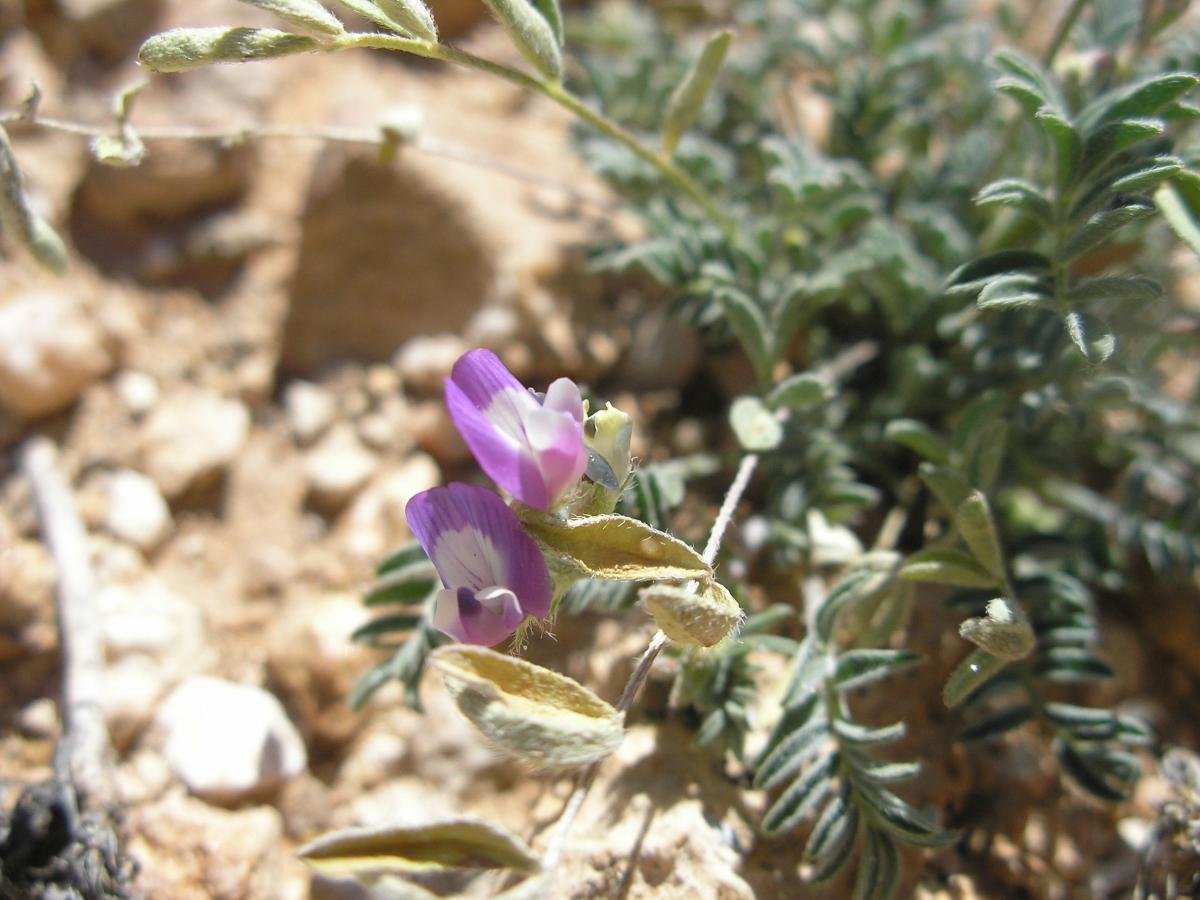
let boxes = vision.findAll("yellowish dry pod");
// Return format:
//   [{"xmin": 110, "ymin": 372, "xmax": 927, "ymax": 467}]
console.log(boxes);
[
  {"xmin": 640, "ymin": 580, "xmax": 743, "ymax": 647},
  {"xmin": 295, "ymin": 816, "xmax": 540, "ymax": 879},
  {"xmin": 429, "ymin": 645, "xmax": 624, "ymax": 768}
]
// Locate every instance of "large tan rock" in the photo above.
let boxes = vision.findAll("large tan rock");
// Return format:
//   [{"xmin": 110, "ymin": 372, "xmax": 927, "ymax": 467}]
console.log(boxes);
[{"xmin": 139, "ymin": 388, "xmax": 250, "ymax": 499}]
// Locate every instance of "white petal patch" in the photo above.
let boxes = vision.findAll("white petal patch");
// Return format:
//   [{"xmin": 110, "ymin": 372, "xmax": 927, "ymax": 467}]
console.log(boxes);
[
  {"xmin": 432, "ymin": 587, "xmax": 467, "ymax": 640},
  {"xmin": 484, "ymin": 388, "xmax": 539, "ymax": 444},
  {"xmin": 432, "ymin": 527, "xmax": 505, "ymax": 590},
  {"xmin": 476, "ymin": 586, "xmax": 524, "ymax": 628}
]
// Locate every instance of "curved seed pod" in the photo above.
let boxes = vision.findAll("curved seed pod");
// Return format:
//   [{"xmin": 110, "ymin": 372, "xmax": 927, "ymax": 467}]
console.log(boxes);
[
  {"xmin": 139, "ymin": 27, "xmax": 318, "ymax": 73},
  {"xmin": 481, "ymin": 0, "xmax": 562, "ymax": 81},
  {"xmin": 663, "ymin": 29, "xmax": 732, "ymax": 155},
  {"xmin": 430, "ymin": 645, "xmax": 624, "ymax": 767},
  {"xmin": 0, "ymin": 126, "xmax": 68, "ymax": 274},
  {"xmin": 640, "ymin": 580, "xmax": 742, "ymax": 647},
  {"xmin": 522, "ymin": 513, "xmax": 711, "ymax": 582},
  {"xmin": 296, "ymin": 817, "xmax": 540, "ymax": 879},
  {"xmin": 373, "ymin": 0, "xmax": 438, "ymax": 42},
  {"xmin": 237, "ymin": 0, "xmax": 345, "ymax": 36}
]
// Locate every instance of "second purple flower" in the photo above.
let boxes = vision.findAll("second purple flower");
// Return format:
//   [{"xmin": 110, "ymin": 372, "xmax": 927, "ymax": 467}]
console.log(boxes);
[{"xmin": 445, "ymin": 349, "xmax": 587, "ymax": 511}]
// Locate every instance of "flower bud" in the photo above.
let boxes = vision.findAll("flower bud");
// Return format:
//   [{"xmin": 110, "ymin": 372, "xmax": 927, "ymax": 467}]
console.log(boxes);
[
  {"xmin": 640, "ymin": 580, "xmax": 742, "ymax": 647},
  {"xmin": 584, "ymin": 402, "xmax": 633, "ymax": 492}
]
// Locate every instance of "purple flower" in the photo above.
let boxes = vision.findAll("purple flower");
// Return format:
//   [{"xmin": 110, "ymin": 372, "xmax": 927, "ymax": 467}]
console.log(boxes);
[
  {"xmin": 445, "ymin": 349, "xmax": 587, "ymax": 511},
  {"xmin": 406, "ymin": 483, "xmax": 552, "ymax": 646}
]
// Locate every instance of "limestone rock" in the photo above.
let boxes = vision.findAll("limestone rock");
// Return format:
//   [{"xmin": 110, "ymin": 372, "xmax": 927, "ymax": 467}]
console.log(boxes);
[
  {"xmin": 127, "ymin": 793, "xmax": 287, "ymax": 900},
  {"xmin": 338, "ymin": 453, "xmax": 441, "ymax": 563},
  {"xmin": 159, "ymin": 676, "xmax": 307, "ymax": 805},
  {"xmin": 284, "ymin": 379, "xmax": 336, "ymax": 445},
  {"xmin": 104, "ymin": 653, "xmax": 173, "ymax": 751},
  {"xmin": 114, "ymin": 370, "xmax": 160, "ymax": 418},
  {"xmin": 304, "ymin": 425, "xmax": 378, "ymax": 511},
  {"xmin": 103, "ymin": 469, "xmax": 172, "ymax": 552},
  {"xmin": 394, "ymin": 333, "xmax": 467, "ymax": 395},
  {"xmin": 97, "ymin": 576, "xmax": 204, "ymax": 662},
  {"xmin": 0, "ymin": 291, "xmax": 111, "ymax": 419},
  {"xmin": 140, "ymin": 389, "xmax": 250, "ymax": 499}
]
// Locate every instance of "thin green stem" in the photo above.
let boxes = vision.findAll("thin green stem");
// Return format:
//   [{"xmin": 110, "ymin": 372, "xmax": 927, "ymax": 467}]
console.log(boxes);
[
  {"xmin": 338, "ymin": 33, "xmax": 735, "ymax": 236},
  {"xmin": 1042, "ymin": 0, "xmax": 1090, "ymax": 68}
]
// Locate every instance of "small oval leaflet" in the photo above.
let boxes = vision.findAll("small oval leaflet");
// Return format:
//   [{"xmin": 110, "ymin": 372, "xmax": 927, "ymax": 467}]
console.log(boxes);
[
  {"xmin": 641, "ymin": 580, "xmax": 743, "ymax": 647},
  {"xmin": 481, "ymin": 0, "xmax": 562, "ymax": 81},
  {"xmin": 730, "ymin": 395, "xmax": 783, "ymax": 451},
  {"xmin": 430, "ymin": 645, "xmax": 624, "ymax": 767},
  {"xmin": 521, "ymin": 513, "xmax": 711, "ymax": 582},
  {"xmin": 237, "ymin": 0, "xmax": 345, "ymax": 37},
  {"xmin": 138, "ymin": 27, "xmax": 319, "ymax": 73},
  {"xmin": 295, "ymin": 816, "xmax": 540, "ymax": 879}
]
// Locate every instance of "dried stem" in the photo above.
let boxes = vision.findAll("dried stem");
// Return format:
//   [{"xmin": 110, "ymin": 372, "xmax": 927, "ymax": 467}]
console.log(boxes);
[
  {"xmin": 0, "ymin": 108, "xmax": 618, "ymax": 212},
  {"xmin": 20, "ymin": 436, "xmax": 113, "ymax": 809},
  {"xmin": 541, "ymin": 454, "xmax": 758, "ymax": 874}
]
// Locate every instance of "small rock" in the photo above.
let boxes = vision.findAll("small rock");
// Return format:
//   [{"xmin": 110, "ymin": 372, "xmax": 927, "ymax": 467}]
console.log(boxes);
[
  {"xmin": 114, "ymin": 370, "xmax": 159, "ymax": 418},
  {"xmin": 284, "ymin": 380, "xmax": 336, "ymax": 445},
  {"xmin": 104, "ymin": 653, "xmax": 172, "ymax": 750},
  {"xmin": 126, "ymin": 793, "xmax": 286, "ymax": 900},
  {"xmin": 104, "ymin": 469, "xmax": 172, "ymax": 552},
  {"xmin": 355, "ymin": 396, "xmax": 412, "ymax": 453},
  {"xmin": 339, "ymin": 453, "xmax": 441, "ymax": 562},
  {"xmin": 304, "ymin": 425, "xmax": 379, "ymax": 511},
  {"xmin": 159, "ymin": 676, "xmax": 307, "ymax": 804},
  {"xmin": 140, "ymin": 389, "xmax": 250, "ymax": 499},
  {"xmin": 619, "ymin": 308, "xmax": 701, "ymax": 391},
  {"xmin": 0, "ymin": 538, "xmax": 56, "ymax": 629},
  {"xmin": 0, "ymin": 291, "xmax": 111, "ymax": 419},
  {"xmin": 97, "ymin": 575, "xmax": 204, "ymax": 661},
  {"xmin": 16, "ymin": 698, "xmax": 59, "ymax": 739},
  {"xmin": 394, "ymin": 333, "xmax": 467, "ymax": 395},
  {"xmin": 408, "ymin": 400, "xmax": 471, "ymax": 465}
]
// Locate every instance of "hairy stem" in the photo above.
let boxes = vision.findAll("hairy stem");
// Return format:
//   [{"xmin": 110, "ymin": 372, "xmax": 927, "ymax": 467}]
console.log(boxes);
[
  {"xmin": 541, "ymin": 454, "xmax": 758, "ymax": 874},
  {"xmin": 339, "ymin": 33, "xmax": 735, "ymax": 235}
]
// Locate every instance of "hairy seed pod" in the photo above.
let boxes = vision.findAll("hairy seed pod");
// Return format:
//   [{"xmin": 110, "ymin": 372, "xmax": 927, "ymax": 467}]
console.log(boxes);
[
  {"xmin": 641, "ymin": 580, "xmax": 743, "ymax": 647},
  {"xmin": 430, "ymin": 645, "xmax": 624, "ymax": 767}
]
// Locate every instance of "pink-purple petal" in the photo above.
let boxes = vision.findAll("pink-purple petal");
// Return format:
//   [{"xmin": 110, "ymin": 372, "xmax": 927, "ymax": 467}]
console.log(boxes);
[
  {"xmin": 405, "ymin": 483, "xmax": 552, "ymax": 638},
  {"xmin": 446, "ymin": 378, "xmax": 550, "ymax": 510}
]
